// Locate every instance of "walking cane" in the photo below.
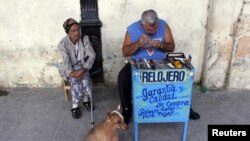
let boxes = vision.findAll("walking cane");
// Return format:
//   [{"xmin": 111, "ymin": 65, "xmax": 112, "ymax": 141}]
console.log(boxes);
[
  {"xmin": 90, "ymin": 90, "xmax": 94, "ymax": 128},
  {"xmin": 88, "ymin": 77, "xmax": 95, "ymax": 128}
]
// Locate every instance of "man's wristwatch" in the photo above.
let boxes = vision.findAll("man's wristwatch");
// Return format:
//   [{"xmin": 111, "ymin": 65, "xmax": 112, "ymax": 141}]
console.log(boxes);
[{"xmin": 160, "ymin": 42, "xmax": 164, "ymax": 49}]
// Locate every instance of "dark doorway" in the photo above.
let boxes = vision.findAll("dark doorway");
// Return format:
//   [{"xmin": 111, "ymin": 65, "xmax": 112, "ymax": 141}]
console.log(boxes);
[{"xmin": 80, "ymin": 0, "xmax": 104, "ymax": 84}]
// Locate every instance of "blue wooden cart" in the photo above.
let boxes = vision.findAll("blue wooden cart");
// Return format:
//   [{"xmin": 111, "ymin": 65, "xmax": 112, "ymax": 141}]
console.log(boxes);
[{"xmin": 131, "ymin": 60, "xmax": 194, "ymax": 141}]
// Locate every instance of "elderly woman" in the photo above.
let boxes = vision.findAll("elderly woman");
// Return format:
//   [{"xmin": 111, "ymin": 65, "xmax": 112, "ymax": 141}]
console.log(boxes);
[{"xmin": 58, "ymin": 18, "xmax": 96, "ymax": 119}]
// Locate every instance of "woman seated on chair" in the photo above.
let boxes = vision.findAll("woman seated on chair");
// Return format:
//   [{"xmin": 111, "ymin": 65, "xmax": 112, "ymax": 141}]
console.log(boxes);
[{"xmin": 58, "ymin": 18, "xmax": 96, "ymax": 119}]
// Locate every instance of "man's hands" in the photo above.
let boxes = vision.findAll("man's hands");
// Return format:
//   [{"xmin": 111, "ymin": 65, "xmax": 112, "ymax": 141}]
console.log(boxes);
[
  {"xmin": 138, "ymin": 34, "xmax": 162, "ymax": 49},
  {"xmin": 149, "ymin": 40, "xmax": 162, "ymax": 49},
  {"xmin": 69, "ymin": 68, "xmax": 87, "ymax": 79},
  {"xmin": 138, "ymin": 34, "xmax": 151, "ymax": 47}
]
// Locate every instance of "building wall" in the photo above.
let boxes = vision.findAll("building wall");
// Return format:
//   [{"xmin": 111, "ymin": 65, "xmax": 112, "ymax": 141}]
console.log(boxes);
[
  {"xmin": 99, "ymin": 0, "xmax": 209, "ymax": 85},
  {"xmin": 202, "ymin": 0, "xmax": 250, "ymax": 90},
  {"xmin": 0, "ymin": 0, "xmax": 209, "ymax": 87},
  {"xmin": 202, "ymin": 0, "xmax": 243, "ymax": 89},
  {"xmin": 228, "ymin": 1, "xmax": 250, "ymax": 89},
  {"xmin": 0, "ymin": 0, "xmax": 80, "ymax": 87},
  {"xmin": 0, "ymin": 0, "xmax": 249, "ymax": 90}
]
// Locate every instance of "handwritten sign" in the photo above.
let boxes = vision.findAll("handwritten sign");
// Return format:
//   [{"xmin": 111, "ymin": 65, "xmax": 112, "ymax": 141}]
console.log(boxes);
[
  {"xmin": 132, "ymin": 62, "xmax": 194, "ymax": 141},
  {"xmin": 132, "ymin": 68, "xmax": 193, "ymax": 123}
]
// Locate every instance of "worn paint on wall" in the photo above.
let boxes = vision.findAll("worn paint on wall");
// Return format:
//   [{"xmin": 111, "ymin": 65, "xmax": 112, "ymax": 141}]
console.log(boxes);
[
  {"xmin": 204, "ymin": 37, "xmax": 233, "ymax": 88},
  {"xmin": 228, "ymin": 20, "xmax": 250, "ymax": 89},
  {"xmin": 202, "ymin": 0, "xmax": 244, "ymax": 89},
  {"xmin": 203, "ymin": 0, "xmax": 250, "ymax": 90},
  {"xmin": 235, "ymin": 37, "xmax": 250, "ymax": 57},
  {"xmin": 0, "ymin": 0, "xmax": 80, "ymax": 87}
]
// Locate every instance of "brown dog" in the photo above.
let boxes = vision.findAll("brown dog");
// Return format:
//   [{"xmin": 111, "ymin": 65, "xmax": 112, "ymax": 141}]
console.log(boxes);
[{"xmin": 85, "ymin": 110, "xmax": 128, "ymax": 141}]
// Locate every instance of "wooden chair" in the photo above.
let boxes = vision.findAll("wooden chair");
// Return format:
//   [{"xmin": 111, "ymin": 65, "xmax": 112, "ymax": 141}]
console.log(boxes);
[{"xmin": 62, "ymin": 77, "xmax": 70, "ymax": 101}]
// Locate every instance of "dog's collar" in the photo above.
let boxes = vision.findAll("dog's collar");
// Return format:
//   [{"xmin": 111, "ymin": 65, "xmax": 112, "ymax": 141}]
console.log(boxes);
[{"xmin": 111, "ymin": 110, "xmax": 124, "ymax": 122}]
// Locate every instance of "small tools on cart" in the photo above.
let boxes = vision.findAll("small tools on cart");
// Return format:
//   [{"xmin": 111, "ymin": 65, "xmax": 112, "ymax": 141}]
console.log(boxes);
[
  {"xmin": 166, "ymin": 52, "xmax": 193, "ymax": 70},
  {"xmin": 126, "ymin": 52, "xmax": 193, "ymax": 70}
]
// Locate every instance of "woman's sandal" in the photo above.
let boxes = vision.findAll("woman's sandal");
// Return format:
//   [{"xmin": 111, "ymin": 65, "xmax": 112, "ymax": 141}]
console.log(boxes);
[{"xmin": 71, "ymin": 107, "xmax": 81, "ymax": 119}]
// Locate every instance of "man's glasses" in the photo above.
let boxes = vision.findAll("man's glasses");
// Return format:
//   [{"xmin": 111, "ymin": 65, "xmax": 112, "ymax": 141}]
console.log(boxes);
[{"xmin": 142, "ymin": 24, "xmax": 158, "ymax": 34}]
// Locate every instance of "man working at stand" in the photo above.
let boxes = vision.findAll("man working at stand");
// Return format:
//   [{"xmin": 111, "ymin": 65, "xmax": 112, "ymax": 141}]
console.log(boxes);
[{"xmin": 118, "ymin": 9, "xmax": 200, "ymax": 125}]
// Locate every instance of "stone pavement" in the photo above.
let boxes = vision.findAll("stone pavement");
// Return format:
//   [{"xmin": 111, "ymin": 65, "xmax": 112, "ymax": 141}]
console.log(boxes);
[{"xmin": 0, "ymin": 86, "xmax": 249, "ymax": 141}]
